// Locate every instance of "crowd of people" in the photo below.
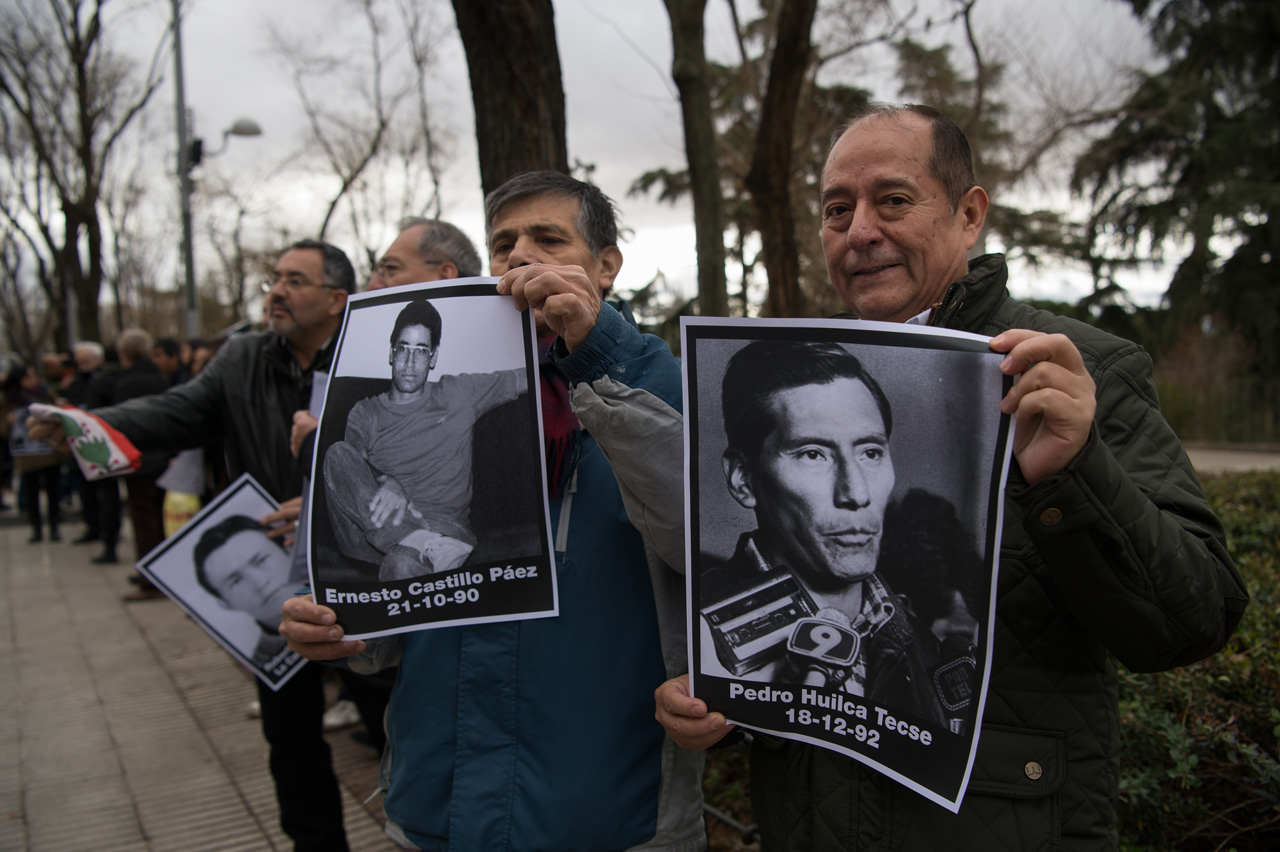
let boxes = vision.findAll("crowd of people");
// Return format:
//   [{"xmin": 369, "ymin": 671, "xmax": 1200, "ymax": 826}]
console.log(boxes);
[
  {"xmin": 8, "ymin": 104, "xmax": 1249, "ymax": 852},
  {"xmin": 1, "ymin": 335, "xmax": 216, "ymax": 592}
]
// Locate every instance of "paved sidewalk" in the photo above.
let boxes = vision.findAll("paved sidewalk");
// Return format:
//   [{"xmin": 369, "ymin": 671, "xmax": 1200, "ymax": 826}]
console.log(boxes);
[{"xmin": 1, "ymin": 521, "xmax": 398, "ymax": 852}]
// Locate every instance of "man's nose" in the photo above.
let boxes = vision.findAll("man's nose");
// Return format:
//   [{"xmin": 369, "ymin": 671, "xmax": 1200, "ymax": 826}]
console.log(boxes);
[
  {"xmin": 845, "ymin": 206, "xmax": 882, "ymax": 250},
  {"xmin": 833, "ymin": 456, "xmax": 871, "ymax": 509},
  {"xmin": 506, "ymin": 235, "xmax": 539, "ymax": 268}
]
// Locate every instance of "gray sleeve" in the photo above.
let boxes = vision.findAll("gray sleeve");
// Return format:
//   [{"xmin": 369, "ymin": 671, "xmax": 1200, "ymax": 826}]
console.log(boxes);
[
  {"xmin": 570, "ymin": 376, "xmax": 686, "ymax": 574},
  {"xmin": 344, "ymin": 635, "xmax": 403, "ymax": 674}
]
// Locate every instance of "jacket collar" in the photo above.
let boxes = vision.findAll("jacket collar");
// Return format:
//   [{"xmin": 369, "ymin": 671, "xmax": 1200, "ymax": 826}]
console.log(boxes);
[
  {"xmin": 261, "ymin": 330, "xmax": 339, "ymax": 379},
  {"xmin": 926, "ymin": 253, "xmax": 1009, "ymax": 330}
]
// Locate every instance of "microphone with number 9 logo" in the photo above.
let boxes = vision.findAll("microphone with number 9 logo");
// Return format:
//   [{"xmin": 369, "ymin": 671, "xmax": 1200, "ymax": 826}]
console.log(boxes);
[{"xmin": 786, "ymin": 608, "xmax": 860, "ymax": 687}]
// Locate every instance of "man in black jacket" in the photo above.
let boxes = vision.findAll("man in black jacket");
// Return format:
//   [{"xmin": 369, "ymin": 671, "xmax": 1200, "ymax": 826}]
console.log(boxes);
[
  {"xmin": 62, "ymin": 341, "xmax": 106, "ymax": 543},
  {"xmin": 33, "ymin": 239, "xmax": 359, "ymax": 852},
  {"xmin": 106, "ymin": 328, "xmax": 170, "ymax": 594}
]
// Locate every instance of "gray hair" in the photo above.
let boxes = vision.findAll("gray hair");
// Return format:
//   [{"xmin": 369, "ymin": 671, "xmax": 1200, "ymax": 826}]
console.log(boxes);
[
  {"xmin": 116, "ymin": 328, "xmax": 153, "ymax": 365},
  {"xmin": 484, "ymin": 171, "xmax": 618, "ymax": 258},
  {"xmin": 397, "ymin": 217, "xmax": 482, "ymax": 277},
  {"xmin": 287, "ymin": 239, "xmax": 356, "ymax": 293},
  {"xmin": 73, "ymin": 341, "xmax": 105, "ymax": 363}
]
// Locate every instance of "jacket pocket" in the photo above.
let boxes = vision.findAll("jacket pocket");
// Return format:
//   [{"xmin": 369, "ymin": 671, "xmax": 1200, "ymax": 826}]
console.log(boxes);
[{"xmin": 896, "ymin": 725, "xmax": 1066, "ymax": 852}]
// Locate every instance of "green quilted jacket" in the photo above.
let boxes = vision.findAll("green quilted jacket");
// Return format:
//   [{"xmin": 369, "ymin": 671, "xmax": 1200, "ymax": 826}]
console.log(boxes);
[{"xmin": 749, "ymin": 254, "xmax": 1249, "ymax": 851}]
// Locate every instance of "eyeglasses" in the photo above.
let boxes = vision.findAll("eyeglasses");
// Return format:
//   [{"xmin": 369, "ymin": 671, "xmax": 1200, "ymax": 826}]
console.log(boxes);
[
  {"xmin": 392, "ymin": 343, "xmax": 433, "ymax": 364},
  {"xmin": 260, "ymin": 274, "xmax": 343, "ymax": 295},
  {"xmin": 374, "ymin": 259, "xmax": 445, "ymax": 278}
]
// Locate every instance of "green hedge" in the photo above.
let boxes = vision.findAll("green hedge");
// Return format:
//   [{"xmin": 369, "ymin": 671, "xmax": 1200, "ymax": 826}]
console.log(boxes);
[
  {"xmin": 703, "ymin": 472, "xmax": 1280, "ymax": 851},
  {"xmin": 1117, "ymin": 472, "xmax": 1280, "ymax": 851}
]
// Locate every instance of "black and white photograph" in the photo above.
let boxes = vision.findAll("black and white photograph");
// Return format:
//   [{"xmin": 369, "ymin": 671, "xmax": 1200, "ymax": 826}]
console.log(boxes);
[
  {"xmin": 684, "ymin": 317, "xmax": 1014, "ymax": 812},
  {"xmin": 136, "ymin": 474, "xmax": 307, "ymax": 691},
  {"xmin": 307, "ymin": 279, "xmax": 556, "ymax": 639}
]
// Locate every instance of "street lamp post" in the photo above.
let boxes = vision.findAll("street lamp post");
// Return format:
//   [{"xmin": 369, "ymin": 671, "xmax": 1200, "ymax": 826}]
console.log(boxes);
[{"xmin": 171, "ymin": 0, "xmax": 261, "ymax": 340}]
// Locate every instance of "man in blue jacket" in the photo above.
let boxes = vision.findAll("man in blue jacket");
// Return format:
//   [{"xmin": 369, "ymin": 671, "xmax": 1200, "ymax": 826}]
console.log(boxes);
[{"xmin": 282, "ymin": 172, "xmax": 705, "ymax": 852}]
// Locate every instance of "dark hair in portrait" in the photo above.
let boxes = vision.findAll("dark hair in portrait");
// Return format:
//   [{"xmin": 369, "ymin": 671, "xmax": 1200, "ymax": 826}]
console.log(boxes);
[
  {"xmin": 390, "ymin": 299, "xmax": 444, "ymax": 349},
  {"xmin": 721, "ymin": 340, "xmax": 894, "ymax": 461},
  {"xmin": 193, "ymin": 515, "xmax": 284, "ymax": 599}
]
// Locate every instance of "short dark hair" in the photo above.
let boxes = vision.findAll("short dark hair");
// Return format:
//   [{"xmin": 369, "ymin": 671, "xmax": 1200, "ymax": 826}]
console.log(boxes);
[
  {"xmin": 398, "ymin": 217, "xmax": 482, "ymax": 277},
  {"xmin": 484, "ymin": 171, "xmax": 619, "ymax": 258},
  {"xmin": 721, "ymin": 340, "xmax": 893, "ymax": 461},
  {"xmin": 193, "ymin": 515, "xmax": 283, "ymax": 600},
  {"xmin": 153, "ymin": 337, "xmax": 181, "ymax": 358},
  {"xmin": 287, "ymin": 239, "xmax": 356, "ymax": 293},
  {"xmin": 833, "ymin": 103, "xmax": 976, "ymax": 211},
  {"xmin": 390, "ymin": 299, "xmax": 443, "ymax": 351}
]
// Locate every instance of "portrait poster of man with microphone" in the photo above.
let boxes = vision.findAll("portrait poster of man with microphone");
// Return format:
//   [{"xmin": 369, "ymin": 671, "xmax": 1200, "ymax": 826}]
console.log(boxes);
[
  {"xmin": 683, "ymin": 318, "xmax": 1014, "ymax": 812},
  {"xmin": 308, "ymin": 280, "xmax": 556, "ymax": 640}
]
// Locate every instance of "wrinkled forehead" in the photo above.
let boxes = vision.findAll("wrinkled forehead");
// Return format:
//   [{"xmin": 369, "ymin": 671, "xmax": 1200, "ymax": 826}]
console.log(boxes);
[
  {"xmin": 823, "ymin": 112, "xmax": 933, "ymax": 183},
  {"xmin": 274, "ymin": 247, "xmax": 325, "ymax": 278},
  {"xmin": 490, "ymin": 192, "xmax": 581, "ymax": 232}
]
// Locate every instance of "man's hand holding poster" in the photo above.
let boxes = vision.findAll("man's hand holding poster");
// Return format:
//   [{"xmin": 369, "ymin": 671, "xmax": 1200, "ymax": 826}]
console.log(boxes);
[
  {"xmin": 307, "ymin": 279, "xmax": 557, "ymax": 640},
  {"xmin": 682, "ymin": 317, "xmax": 1014, "ymax": 813}
]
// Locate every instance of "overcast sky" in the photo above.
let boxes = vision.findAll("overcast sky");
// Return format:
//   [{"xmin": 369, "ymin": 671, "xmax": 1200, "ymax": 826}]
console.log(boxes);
[{"xmin": 107, "ymin": 0, "xmax": 1158, "ymax": 312}]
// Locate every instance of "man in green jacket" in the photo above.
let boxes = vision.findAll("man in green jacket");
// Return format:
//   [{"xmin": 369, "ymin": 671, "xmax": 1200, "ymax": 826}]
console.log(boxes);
[{"xmin": 657, "ymin": 104, "xmax": 1249, "ymax": 851}]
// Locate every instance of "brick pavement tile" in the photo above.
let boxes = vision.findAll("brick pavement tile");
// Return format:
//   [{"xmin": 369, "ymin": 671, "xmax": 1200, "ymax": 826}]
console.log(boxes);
[
  {"xmin": 7, "ymin": 525, "xmax": 398, "ymax": 852},
  {"xmin": 24, "ymin": 775, "xmax": 144, "ymax": 851}
]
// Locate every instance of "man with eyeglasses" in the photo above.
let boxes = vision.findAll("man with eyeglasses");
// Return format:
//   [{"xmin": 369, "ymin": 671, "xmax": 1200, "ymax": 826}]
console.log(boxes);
[
  {"xmin": 30, "ymin": 238, "xmax": 360, "ymax": 852},
  {"xmin": 367, "ymin": 217, "xmax": 482, "ymax": 290},
  {"xmin": 322, "ymin": 297, "xmax": 526, "ymax": 581},
  {"xmin": 284, "ymin": 218, "xmax": 482, "ymax": 447}
]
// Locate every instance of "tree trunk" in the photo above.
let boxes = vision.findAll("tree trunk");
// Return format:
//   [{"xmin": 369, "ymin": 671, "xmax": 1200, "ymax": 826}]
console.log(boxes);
[
  {"xmin": 747, "ymin": 0, "xmax": 818, "ymax": 318},
  {"xmin": 663, "ymin": 0, "xmax": 728, "ymax": 317},
  {"xmin": 450, "ymin": 0, "xmax": 569, "ymax": 198}
]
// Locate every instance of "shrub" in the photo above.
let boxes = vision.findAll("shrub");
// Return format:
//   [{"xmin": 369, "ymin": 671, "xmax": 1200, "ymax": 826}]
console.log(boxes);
[{"xmin": 1117, "ymin": 472, "xmax": 1280, "ymax": 851}]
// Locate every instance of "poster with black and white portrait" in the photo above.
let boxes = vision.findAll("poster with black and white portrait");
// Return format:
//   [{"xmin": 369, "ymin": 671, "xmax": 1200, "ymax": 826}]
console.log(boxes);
[
  {"xmin": 136, "ymin": 473, "xmax": 307, "ymax": 691},
  {"xmin": 308, "ymin": 279, "xmax": 556, "ymax": 640},
  {"xmin": 684, "ymin": 317, "xmax": 1014, "ymax": 813}
]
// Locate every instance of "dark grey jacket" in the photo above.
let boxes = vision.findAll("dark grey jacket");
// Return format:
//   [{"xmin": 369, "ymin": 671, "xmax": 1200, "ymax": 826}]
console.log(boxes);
[{"xmin": 93, "ymin": 331, "xmax": 331, "ymax": 502}]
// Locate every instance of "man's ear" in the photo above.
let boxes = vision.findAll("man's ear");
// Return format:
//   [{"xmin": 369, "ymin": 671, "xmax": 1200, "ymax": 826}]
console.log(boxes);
[
  {"xmin": 957, "ymin": 185, "xmax": 989, "ymax": 251},
  {"xmin": 596, "ymin": 246, "xmax": 623, "ymax": 293},
  {"xmin": 723, "ymin": 450, "xmax": 757, "ymax": 510},
  {"xmin": 440, "ymin": 261, "xmax": 459, "ymax": 281},
  {"xmin": 328, "ymin": 289, "xmax": 350, "ymax": 317}
]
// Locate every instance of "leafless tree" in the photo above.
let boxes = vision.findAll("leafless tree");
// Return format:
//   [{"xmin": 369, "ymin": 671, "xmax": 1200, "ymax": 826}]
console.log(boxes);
[
  {"xmin": 0, "ymin": 0, "xmax": 167, "ymax": 345},
  {"xmin": 270, "ymin": 0, "xmax": 453, "ymax": 276}
]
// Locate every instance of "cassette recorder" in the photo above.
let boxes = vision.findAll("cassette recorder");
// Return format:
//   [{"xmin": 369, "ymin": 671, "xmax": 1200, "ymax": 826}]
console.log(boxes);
[{"xmin": 701, "ymin": 570, "xmax": 817, "ymax": 676}]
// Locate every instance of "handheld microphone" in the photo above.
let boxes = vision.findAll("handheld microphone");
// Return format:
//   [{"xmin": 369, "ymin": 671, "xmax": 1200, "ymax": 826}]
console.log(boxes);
[{"xmin": 786, "ymin": 607, "xmax": 860, "ymax": 688}]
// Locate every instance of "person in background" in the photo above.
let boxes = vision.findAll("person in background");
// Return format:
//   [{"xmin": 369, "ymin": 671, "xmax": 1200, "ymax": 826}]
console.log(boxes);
[
  {"xmin": 30, "ymin": 239, "xmax": 363, "ymax": 852},
  {"xmin": 152, "ymin": 337, "xmax": 191, "ymax": 387},
  {"xmin": 3, "ymin": 364, "xmax": 64, "ymax": 543}
]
